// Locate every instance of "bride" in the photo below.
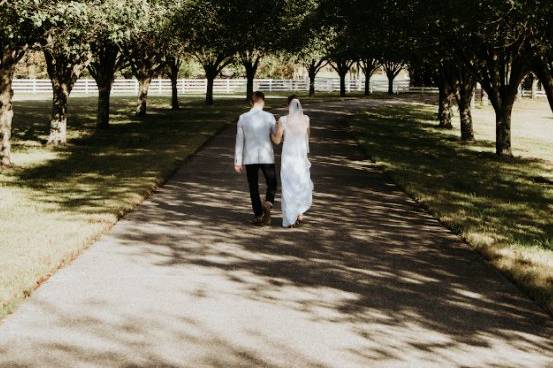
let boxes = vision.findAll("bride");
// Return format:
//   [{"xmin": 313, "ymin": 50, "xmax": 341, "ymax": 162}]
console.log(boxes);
[{"xmin": 272, "ymin": 96, "xmax": 313, "ymax": 228}]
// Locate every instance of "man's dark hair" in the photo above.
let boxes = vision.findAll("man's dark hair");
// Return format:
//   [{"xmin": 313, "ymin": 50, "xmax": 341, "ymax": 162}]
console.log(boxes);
[
  {"xmin": 287, "ymin": 94, "xmax": 299, "ymax": 105},
  {"xmin": 251, "ymin": 91, "xmax": 265, "ymax": 103}
]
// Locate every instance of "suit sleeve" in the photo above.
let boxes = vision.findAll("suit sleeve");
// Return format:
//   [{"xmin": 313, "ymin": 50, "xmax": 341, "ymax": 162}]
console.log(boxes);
[{"xmin": 235, "ymin": 116, "xmax": 244, "ymax": 166}]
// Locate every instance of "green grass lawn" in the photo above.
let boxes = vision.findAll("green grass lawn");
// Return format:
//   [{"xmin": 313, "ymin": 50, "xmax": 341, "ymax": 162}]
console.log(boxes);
[
  {"xmin": 0, "ymin": 95, "xmax": 257, "ymax": 318},
  {"xmin": 351, "ymin": 97, "xmax": 553, "ymax": 313}
]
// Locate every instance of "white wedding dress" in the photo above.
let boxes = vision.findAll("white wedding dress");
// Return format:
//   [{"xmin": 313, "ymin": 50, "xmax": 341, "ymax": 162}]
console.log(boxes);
[{"xmin": 280, "ymin": 99, "xmax": 313, "ymax": 227}]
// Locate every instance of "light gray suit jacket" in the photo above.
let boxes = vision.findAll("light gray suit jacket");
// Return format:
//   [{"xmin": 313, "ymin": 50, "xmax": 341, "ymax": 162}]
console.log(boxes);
[{"xmin": 234, "ymin": 107, "xmax": 277, "ymax": 166}]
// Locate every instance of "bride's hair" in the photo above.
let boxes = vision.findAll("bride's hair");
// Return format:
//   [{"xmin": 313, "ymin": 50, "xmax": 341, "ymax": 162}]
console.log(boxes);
[{"xmin": 287, "ymin": 94, "xmax": 299, "ymax": 105}]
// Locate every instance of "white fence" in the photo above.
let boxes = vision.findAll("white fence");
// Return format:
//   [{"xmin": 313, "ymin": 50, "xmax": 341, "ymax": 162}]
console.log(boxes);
[
  {"xmin": 521, "ymin": 89, "xmax": 548, "ymax": 98},
  {"xmin": 11, "ymin": 78, "xmax": 546, "ymax": 98},
  {"xmin": 12, "ymin": 77, "xmax": 411, "ymax": 96}
]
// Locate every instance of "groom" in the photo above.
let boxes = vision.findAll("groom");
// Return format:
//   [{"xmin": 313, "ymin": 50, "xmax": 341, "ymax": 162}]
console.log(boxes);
[{"xmin": 234, "ymin": 91, "xmax": 278, "ymax": 226}]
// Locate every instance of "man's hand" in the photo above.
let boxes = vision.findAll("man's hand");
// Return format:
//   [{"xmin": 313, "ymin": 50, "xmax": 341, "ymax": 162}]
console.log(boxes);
[{"xmin": 234, "ymin": 165, "xmax": 244, "ymax": 174}]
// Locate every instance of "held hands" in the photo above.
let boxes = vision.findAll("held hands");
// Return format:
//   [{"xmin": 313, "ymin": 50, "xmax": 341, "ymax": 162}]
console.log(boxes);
[
  {"xmin": 271, "ymin": 119, "xmax": 284, "ymax": 145},
  {"xmin": 234, "ymin": 165, "xmax": 245, "ymax": 174}
]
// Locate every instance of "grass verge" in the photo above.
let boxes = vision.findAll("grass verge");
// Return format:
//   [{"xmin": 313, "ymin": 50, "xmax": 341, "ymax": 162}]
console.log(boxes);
[
  {"xmin": 351, "ymin": 100, "xmax": 553, "ymax": 314},
  {"xmin": 0, "ymin": 96, "xmax": 254, "ymax": 319}
]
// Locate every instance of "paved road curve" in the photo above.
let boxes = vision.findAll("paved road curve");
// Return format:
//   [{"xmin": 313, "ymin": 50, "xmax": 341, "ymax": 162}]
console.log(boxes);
[{"xmin": 1, "ymin": 99, "xmax": 552, "ymax": 367}]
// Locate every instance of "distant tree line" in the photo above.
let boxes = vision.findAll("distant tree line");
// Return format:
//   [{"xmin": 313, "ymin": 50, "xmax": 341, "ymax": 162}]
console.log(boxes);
[{"xmin": 1, "ymin": 0, "xmax": 553, "ymax": 167}]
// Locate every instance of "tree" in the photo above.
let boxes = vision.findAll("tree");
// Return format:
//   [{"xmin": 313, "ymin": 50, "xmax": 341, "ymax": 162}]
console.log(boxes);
[
  {"xmin": 295, "ymin": 3, "xmax": 333, "ymax": 97},
  {"xmin": 41, "ymin": 1, "xmax": 94, "ymax": 145},
  {"xmin": 296, "ymin": 29, "xmax": 334, "ymax": 97},
  {"xmin": 0, "ymin": 1, "xmax": 50, "ymax": 166},
  {"xmin": 174, "ymin": 0, "xmax": 236, "ymax": 105},
  {"xmin": 442, "ymin": 0, "xmax": 531, "ymax": 155},
  {"xmin": 328, "ymin": 54, "xmax": 355, "ymax": 97},
  {"xmin": 87, "ymin": 0, "xmax": 142, "ymax": 128},
  {"xmin": 358, "ymin": 58, "xmax": 380, "ymax": 96},
  {"xmin": 120, "ymin": 1, "xmax": 171, "ymax": 117},
  {"xmin": 319, "ymin": 0, "xmax": 357, "ymax": 97},
  {"xmin": 382, "ymin": 60, "xmax": 405, "ymax": 95},
  {"xmin": 326, "ymin": 0, "xmax": 409, "ymax": 96},
  {"xmin": 378, "ymin": 0, "xmax": 412, "ymax": 95},
  {"xmin": 228, "ymin": 0, "xmax": 302, "ymax": 101},
  {"xmin": 345, "ymin": 1, "xmax": 382, "ymax": 96}
]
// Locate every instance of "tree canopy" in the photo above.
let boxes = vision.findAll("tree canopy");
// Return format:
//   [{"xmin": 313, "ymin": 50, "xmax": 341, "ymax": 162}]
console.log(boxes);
[{"xmin": 2, "ymin": 0, "xmax": 553, "ymax": 167}]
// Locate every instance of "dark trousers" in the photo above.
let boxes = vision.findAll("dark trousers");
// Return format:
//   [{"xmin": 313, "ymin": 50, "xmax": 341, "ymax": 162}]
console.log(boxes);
[{"xmin": 245, "ymin": 164, "xmax": 277, "ymax": 217}]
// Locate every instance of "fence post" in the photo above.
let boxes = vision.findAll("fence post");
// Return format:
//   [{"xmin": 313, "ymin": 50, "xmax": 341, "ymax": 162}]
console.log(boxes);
[
  {"xmin": 32, "ymin": 79, "xmax": 37, "ymax": 93},
  {"xmin": 134, "ymin": 79, "xmax": 138, "ymax": 94},
  {"xmin": 269, "ymin": 79, "xmax": 272, "ymax": 92}
]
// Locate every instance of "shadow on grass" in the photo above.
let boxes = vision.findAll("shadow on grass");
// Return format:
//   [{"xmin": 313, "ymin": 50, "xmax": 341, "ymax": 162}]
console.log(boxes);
[{"xmin": 5, "ymin": 96, "xmax": 251, "ymax": 218}]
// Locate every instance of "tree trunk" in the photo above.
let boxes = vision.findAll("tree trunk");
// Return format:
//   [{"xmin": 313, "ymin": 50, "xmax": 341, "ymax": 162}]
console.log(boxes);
[
  {"xmin": 329, "ymin": 60, "xmax": 352, "ymax": 97},
  {"xmin": 206, "ymin": 75, "xmax": 215, "ymax": 105},
  {"xmin": 48, "ymin": 82, "xmax": 69, "ymax": 145},
  {"xmin": 309, "ymin": 71, "xmax": 316, "ymax": 97},
  {"xmin": 456, "ymin": 83, "xmax": 475, "ymax": 141},
  {"xmin": 495, "ymin": 103, "xmax": 513, "ymax": 156},
  {"xmin": 387, "ymin": 73, "xmax": 395, "ymax": 95},
  {"xmin": 458, "ymin": 97, "xmax": 474, "ymax": 141},
  {"xmin": 0, "ymin": 68, "xmax": 14, "ymax": 167},
  {"xmin": 438, "ymin": 81, "xmax": 453, "ymax": 129},
  {"xmin": 170, "ymin": 74, "xmax": 179, "ymax": 110},
  {"xmin": 307, "ymin": 61, "xmax": 320, "ymax": 97},
  {"xmin": 89, "ymin": 44, "xmax": 119, "ymax": 129},
  {"xmin": 169, "ymin": 61, "xmax": 180, "ymax": 110},
  {"xmin": 96, "ymin": 81, "xmax": 112, "ymax": 129},
  {"xmin": 136, "ymin": 77, "xmax": 151, "ymax": 117},
  {"xmin": 245, "ymin": 64, "xmax": 256, "ymax": 102},
  {"xmin": 339, "ymin": 71, "xmax": 347, "ymax": 97},
  {"xmin": 364, "ymin": 76, "xmax": 371, "ymax": 96},
  {"xmin": 360, "ymin": 59, "xmax": 378, "ymax": 96}
]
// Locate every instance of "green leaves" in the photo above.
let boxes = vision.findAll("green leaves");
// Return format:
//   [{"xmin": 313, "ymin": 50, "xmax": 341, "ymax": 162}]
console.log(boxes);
[{"xmin": 0, "ymin": 0, "xmax": 53, "ymax": 62}]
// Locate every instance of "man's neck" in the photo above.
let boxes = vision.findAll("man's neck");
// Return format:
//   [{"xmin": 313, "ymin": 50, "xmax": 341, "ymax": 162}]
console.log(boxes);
[{"xmin": 252, "ymin": 103, "xmax": 264, "ymax": 110}]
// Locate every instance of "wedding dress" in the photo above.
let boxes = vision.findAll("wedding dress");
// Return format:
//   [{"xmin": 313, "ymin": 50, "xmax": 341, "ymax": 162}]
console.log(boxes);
[{"xmin": 280, "ymin": 99, "xmax": 313, "ymax": 227}]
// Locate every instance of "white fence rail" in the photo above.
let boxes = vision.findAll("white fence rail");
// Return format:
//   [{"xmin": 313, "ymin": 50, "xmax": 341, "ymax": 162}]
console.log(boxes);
[
  {"xmin": 12, "ymin": 77, "xmax": 411, "ymax": 96},
  {"xmin": 521, "ymin": 90, "xmax": 548, "ymax": 98},
  {"xmin": 11, "ymin": 78, "xmax": 546, "ymax": 98}
]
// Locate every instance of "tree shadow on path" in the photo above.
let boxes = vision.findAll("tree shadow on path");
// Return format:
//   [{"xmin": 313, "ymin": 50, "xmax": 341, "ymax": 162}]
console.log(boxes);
[{"xmin": 0, "ymin": 99, "xmax": 552, "ymax": 368}]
